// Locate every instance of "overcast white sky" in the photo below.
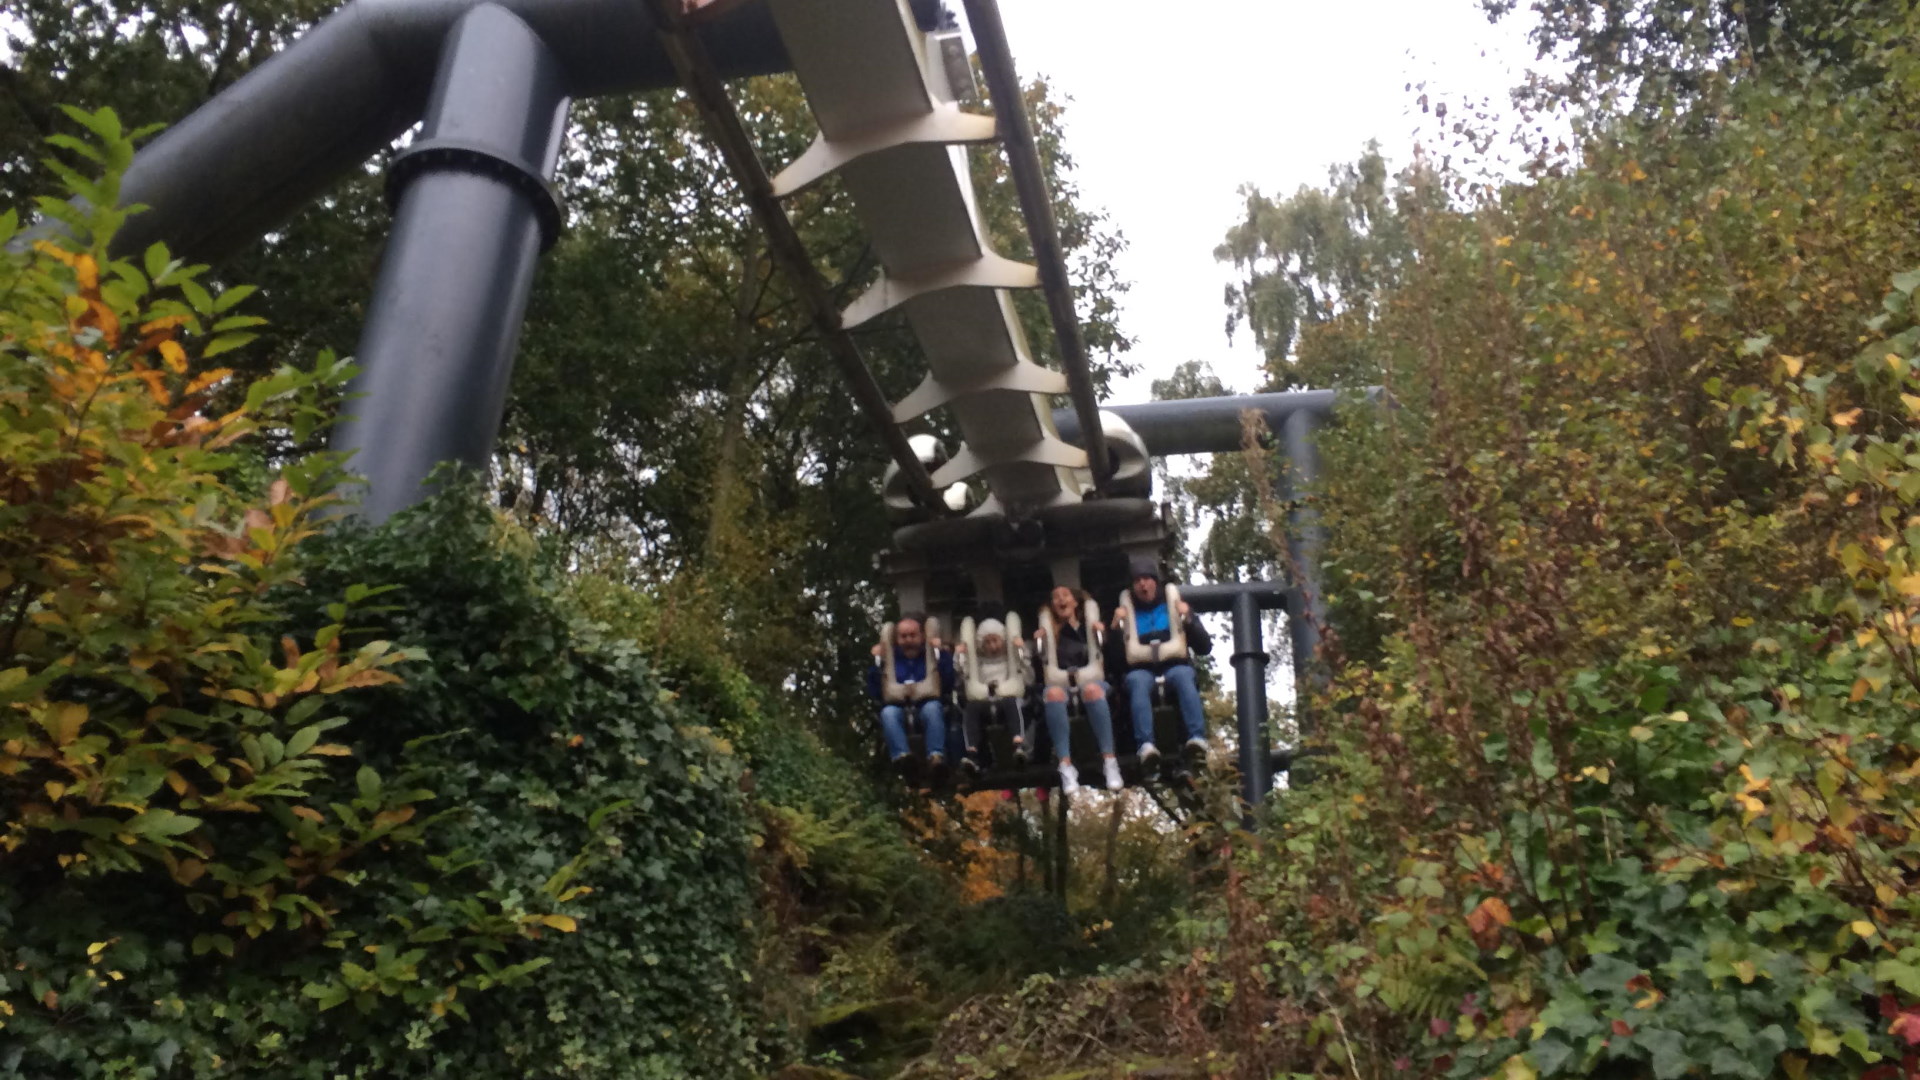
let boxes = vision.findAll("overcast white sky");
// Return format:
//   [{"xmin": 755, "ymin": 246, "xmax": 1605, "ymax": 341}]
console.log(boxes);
[{"xmin": 953, "ymin": 0, "xmax": 1547, "ymax": 402}]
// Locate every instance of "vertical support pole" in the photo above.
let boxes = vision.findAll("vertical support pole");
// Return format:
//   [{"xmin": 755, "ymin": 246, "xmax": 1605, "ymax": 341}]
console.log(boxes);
[
  {"xmin": 1281, "ymin": 408, "xmax": 1327, "ymax": 737},
  {"xmin": 1052, "ymin": 786, "xmax": 1071, "ymax": 900},
  {"xmin": 1231, "ymin": 589, "xmax": 1271, "ymax": 806},
  {"xmin": 332, "ymin": 4, "xmax": 571, "ymax": 522}
]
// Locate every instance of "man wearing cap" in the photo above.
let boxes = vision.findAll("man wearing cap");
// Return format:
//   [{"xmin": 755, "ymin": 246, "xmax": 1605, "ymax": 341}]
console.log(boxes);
[{"xmin": 1107, "ymin": 557, "xmax": 1213, "ymax": 765}]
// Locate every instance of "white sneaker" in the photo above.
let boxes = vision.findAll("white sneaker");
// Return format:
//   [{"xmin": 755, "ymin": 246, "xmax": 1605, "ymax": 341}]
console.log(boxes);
[
  {"xmin": 1058, "ymin": 760, "xmax": 1081, "ymax": 796},
  {"xmin": 1102, "ymin": 757, "xmax": 1123, "ymax": 790}
]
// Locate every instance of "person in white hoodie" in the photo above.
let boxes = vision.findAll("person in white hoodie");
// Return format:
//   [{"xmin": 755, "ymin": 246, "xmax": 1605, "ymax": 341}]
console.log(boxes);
[{"xmin": 955, "ymin": 618, "xmax": 1033, "ymax": 777}]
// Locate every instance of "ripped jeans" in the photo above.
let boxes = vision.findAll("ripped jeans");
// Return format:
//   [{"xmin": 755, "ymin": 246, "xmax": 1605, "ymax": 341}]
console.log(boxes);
[{"xmin": 1040, "ymin": 681, "xmax": 1116, "ymax": 761}]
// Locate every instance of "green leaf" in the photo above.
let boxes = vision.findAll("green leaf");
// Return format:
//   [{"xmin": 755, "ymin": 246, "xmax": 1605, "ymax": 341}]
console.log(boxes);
[
  {"xmin": 179, "ymin": 278, "xmax": 215, "ymax": 315},
  {"xmin": 1893, "ymin": 268, "xmax": 1920, "ymax": 295},
  {"xmin": 1529, "ymin": 1035, "xmax": 1575, "ymax": 1075},
  {"xmin": 1530, "ymin": 737, "xmax": 1558, "ymax": 780},
  {"xmin": 357, "ymin": 766, "xmax": 382, "ymax": 806},
  {"xmin": 211, "ymin": 284, "xmax": 258, "ymax": 312},
  {"xmin": 202, "ymin": 331, "xmax": 258, "ymax": 358},
  {"xmin": 1637, "ymin": 1028, "xmax": 1689, "ymax": 1079}
]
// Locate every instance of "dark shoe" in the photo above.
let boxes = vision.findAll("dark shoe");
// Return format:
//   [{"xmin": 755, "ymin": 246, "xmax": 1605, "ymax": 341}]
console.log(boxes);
[
  {"xmin": 960, "ymin": 757, "xmax": 981, "ymax": 778},
  {"xmin": 1184, "ymin": 736, "xmax": 1208, "ymax": 760},
  {"xmin": 1137, "ymin": 742, "xmax": 1161, "ymax": 767},
  {"xmin": 926, "ymin": 753, "xmax": 950, "ymax": 783}
]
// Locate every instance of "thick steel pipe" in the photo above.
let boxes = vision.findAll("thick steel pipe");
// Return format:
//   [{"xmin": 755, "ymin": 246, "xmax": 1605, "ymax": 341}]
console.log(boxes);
[
  {"xmin": 1231, "ymin": 588, "xmax": 1272, "ymax": 805},
  {"xmin": 1181, "ymin": 579, "xmax": 1291, "ymax": 614},
  {"xmin": 1052, "ymin": 389, "xmax": 1375, "ymax": 458},
  {"xmin": 332, "ymin": 4, "xmax": 568, "ymax": 521},
  {"xmin": 114, "ymin": 0, "xmax": 791, "ymax": 260},
  {"xmin": 961, "ymin": 0, "xmax": 1110, "ymax": 491},
  {"xmin": 1282, "ymin": 408, "xmax": 1326, "ymax": 728}
]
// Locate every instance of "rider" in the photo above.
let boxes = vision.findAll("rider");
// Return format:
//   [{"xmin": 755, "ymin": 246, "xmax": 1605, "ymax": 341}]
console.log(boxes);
[
  {"xmin": 1107, "ymin": 557, "xmax": 1212, "ymax": 765},
  {"xmin": 1034, "ymin": 586, "xmax": 1123, "ymax": 794},
  {"xmin": 955, "ymin": 618, "xmax": 1032, "ymax": 778},
  {"xmin": 866, "ymin": 613, "xmax": 954, "ymax": 775}
]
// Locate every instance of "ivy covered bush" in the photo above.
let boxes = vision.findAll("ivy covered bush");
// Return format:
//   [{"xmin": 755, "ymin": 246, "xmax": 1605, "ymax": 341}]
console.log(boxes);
[{"xmin": 0, "ymin": 110, "xmax": 766, "ymax": 1078}]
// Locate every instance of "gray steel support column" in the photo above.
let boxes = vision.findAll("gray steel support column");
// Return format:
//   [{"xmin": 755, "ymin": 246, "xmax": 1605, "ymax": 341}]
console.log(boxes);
[
  {"xmin": 1231, "ymin": 588, "xmax": 1272, "ymax": 806},
  {"xmin": 332, "ymin": 4, "xmax": 569, "ymax": 521},
  {"xmin": 112, "ymin": 0, "xmax": 791, "ymax": 262},
  {"xmin": 1282, "ymin": 408, "xmax": 1327, "ymax": 736}
]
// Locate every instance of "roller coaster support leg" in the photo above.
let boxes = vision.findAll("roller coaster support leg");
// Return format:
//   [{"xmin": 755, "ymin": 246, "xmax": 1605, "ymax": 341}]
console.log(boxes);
[
  {"xmin": 1282, "ymin": 408, "xmax": 1327, "ymax": 740},
  {"xmin": 332, "ymin": 4, "xmax": 570, "ymax": 522},
  {"xmin": 1231, "ymin": 589, "xmax": 1272, "ymax": 807}
]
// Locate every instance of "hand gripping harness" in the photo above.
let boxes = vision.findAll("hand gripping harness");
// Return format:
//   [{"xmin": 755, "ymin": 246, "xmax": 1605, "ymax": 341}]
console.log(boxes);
[
  {"xmin": 1115, "ymin": 584, "xmax": 1187, "ymax": 667},
  {"xmin": 1039, "ymin": 598, "xmax": 1105, "ymax": 689},
  {"xmin": 958, "ymin": 613, "xmax": 1028, "ymax": 701},
  {"xmin": 878, "ymin": 619, "xmax": 944, "ymax": 704}
]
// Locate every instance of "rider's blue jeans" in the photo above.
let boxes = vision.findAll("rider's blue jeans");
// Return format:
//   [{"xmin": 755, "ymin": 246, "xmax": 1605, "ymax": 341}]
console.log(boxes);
[
  {"xmin": 1123, "ymin": 663, "xmax": 1205, "ymax": 747},
  {"xmin": 1041, "ymin": 681, "xmax": 1115, "ymax": 761},
  {"xmin": 879, "ymin": 700, "xmax": 946, "ymax": 760}
]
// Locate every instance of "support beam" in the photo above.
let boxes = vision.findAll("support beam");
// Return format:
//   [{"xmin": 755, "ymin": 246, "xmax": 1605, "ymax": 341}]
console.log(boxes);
[
  {"xmin": 114, "ymin": 0, "xmax": 791, "ymax": 261},
  {"xmin": 643, "ymin": 0, "xmax": 939, "ymax": 508},
  {"xmin": 331, "ymin": 4, "xmax": 570, "ymax": 522},
  {"xmin": 1231, "ymin": 588, "xmax": 1272, "ymax": 806},
  {"xmin": 960, "ymin": 0, "xmax": 1110, "ymax": 492},
  {"xmin": 1282, "ymin": 408, "xmax": 1327, "ymax": 738},
  {"xmin": 1181, "ymin": 580, "xmax": 1293, "ymax": 614},
  {"xmin": 1052, "ymin": 389, "xmax": 1376, "ymax": 458}
]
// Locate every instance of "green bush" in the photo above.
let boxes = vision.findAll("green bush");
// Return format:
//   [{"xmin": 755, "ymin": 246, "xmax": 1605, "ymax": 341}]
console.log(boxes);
[{"xmin": 0, "ymin": 111, "xmax": 766, "ymax": 1078}]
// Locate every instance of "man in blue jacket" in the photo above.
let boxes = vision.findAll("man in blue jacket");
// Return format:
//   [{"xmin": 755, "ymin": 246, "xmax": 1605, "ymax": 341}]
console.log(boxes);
[
  {"xmin": 1107, "ymin": 557, "xmax": 1213, "ymax": 765},
  {"xmin": 866, "ymin": 613, "xmax": 955, "ymax": 775}
]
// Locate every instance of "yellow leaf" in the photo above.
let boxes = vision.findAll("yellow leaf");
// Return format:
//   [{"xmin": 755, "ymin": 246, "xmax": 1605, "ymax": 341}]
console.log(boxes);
[
  {"xmin": 158, "ymin": 339, "xmax": 188, "ymax": 374},
  {"xmin": 538, "ymin": 914, "xmax": 578, "ymax": 933},
  {"xmin": 43, "ymin": 781, "xmax": 65, "ymax": 801},
  {"xmin": 1831, "ymin": 408, "xmax": 1861, "ymax": 427},
  {"xmin": 47, "ymin": 702, "xmax": 86, "ymax": 746},
  {"xmin": 1851, "ymin": 920, "xmax": 1876, "ymax": 938},
  {"xmin": 182, "ymin": 367, "xmax": 232, "ymax": 396},
  {"xmin": 87, "ymin": 941, "xmax": 109, "ymax": 957},
  {"xmin": 1782, "ymin": 355, "xmax": 1805, "ymax": 378},
  {"xmin": 1898, "ymin": 576, "xmax": 1920, "ymax": 597},
  {"xmin": 1901, "ymin": 393, "xmax": 1920, "ymax": 416}
]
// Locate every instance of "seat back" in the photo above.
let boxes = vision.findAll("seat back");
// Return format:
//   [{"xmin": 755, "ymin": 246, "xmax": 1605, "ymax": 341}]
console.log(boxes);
[
  {"xmin": 1117, "ymin": 583, "xmax": 1187, "ymax": 667},
  {"xmin": 961, "ymin": 612, "xmax": 1026, "ymax": 700},
  {"xmin": 1039, "ymin": 598, "xmax": 1105, "ymax": 689},
  {"xmin": 879, "ymin": 620, "xmax": 942, "ymax": 703}
]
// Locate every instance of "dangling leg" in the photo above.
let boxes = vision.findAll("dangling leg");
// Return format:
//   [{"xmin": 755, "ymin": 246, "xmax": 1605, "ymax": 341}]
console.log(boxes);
[
  {"xmin": 1042, "ymin": 687, "xmax": 1073, "ymax": 763},
  {"xmin": 1082, "ymin": 681, "xmax": 1123, "ymax": 790},
  {"xmin": 1042, "ymin": 687, "xmax": 1080, "ymax": 795},
  {"xmin": 1007, "ymin": 695, "xmax": 1031, "ymax": 763},
  {"xmin": 878, "ymin": 704, "xmax": 911, "ymax": 763},
  {"xmin": 961, "ymin": 700, "xmax": 988, "ymax": 778},
  {"xmin": 918, "ymin": 698, "xmax": 948, "ymax": 765},
  {"xmin": 1124, "ymin": 668, "xmax": 1159, "ymax": 763},
  {"xmin": 1164, "ymin": 663, "xmax": 1207, "ymax": 746}
]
